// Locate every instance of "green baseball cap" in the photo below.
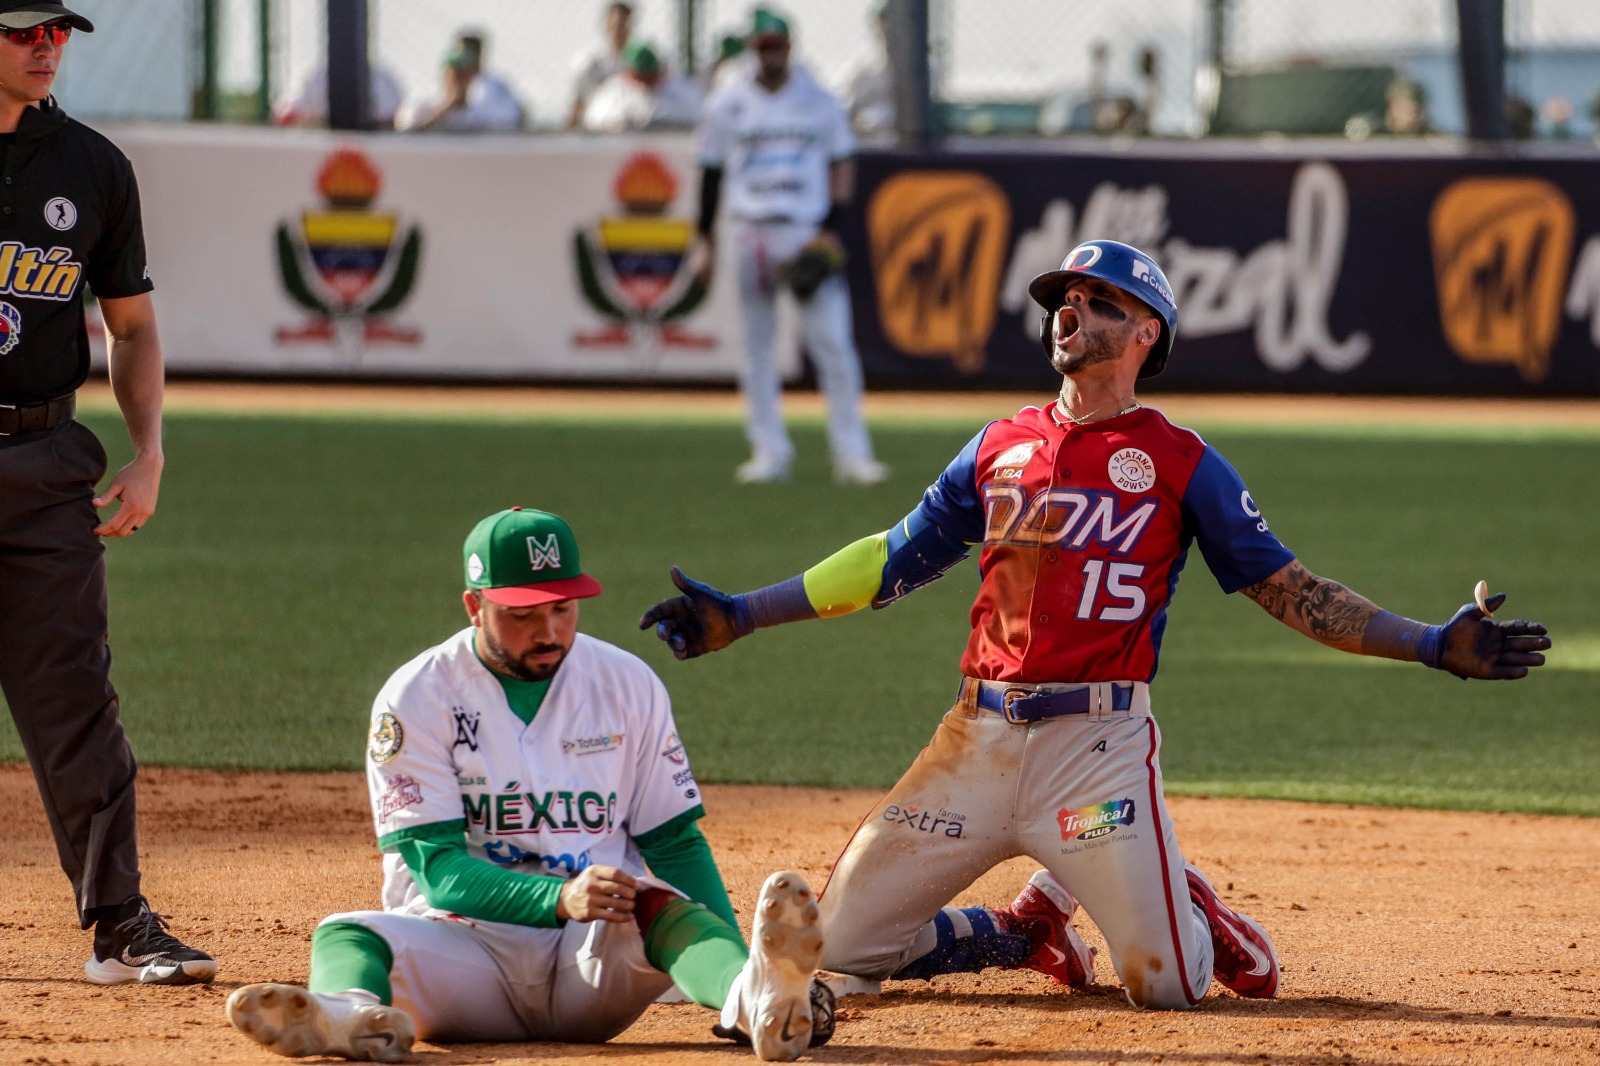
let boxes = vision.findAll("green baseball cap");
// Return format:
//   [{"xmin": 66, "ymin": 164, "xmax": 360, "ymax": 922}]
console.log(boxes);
[
  {"xmin": 463, "ymin": 508, "xmax": 603, "ymax": 607},
  {"xmin": 750, "ymin": 7, "xmax": 790, "ymax": 42},
  {"xmin": 624, "ymin": 41, "xmax": 661, "ymax": 77}
]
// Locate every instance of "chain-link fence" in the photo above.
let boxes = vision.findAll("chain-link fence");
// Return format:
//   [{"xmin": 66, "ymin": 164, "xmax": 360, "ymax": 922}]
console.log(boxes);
[{"xmin": 51, "ymin": 0, "xmax": 1600, "ymax": 141}]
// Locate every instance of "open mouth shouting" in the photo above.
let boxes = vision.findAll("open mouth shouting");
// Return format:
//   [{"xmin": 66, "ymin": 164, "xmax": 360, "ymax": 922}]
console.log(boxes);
[{"xmin": 1053, "ymin": 305, "xmax": 1081, "ymax": 348}]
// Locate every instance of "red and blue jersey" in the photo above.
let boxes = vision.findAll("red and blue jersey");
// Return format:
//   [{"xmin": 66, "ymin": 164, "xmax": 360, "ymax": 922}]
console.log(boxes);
[{"xmin": 875, "ymin": 402, "xmax": 1294, "ymax": 684}]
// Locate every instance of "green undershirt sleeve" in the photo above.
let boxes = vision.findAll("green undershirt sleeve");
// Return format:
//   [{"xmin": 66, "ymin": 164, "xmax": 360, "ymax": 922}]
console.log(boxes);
[
  {"xmin": 386, "ymin": 820, "xmax": 566, "ymax": 928},
  {"xmin": 801, "ymin": 531, "xmax": 890, "ymax": 617},
  {"xmin": 634, "ymin": 808, "xmax": 739, "ymax": 930}
]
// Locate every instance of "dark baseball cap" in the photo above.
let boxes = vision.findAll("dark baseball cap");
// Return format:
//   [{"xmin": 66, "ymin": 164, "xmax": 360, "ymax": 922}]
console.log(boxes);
[
  {"xmin": 0, "ymin": 2, "xmax": 94, "ymax": 32},
  {"xmin": 463, "ymin": 508, "xmax": 603, "ymax": 607}
]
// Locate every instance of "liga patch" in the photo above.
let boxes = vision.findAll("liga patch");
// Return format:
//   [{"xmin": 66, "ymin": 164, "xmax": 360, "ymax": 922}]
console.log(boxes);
[
  {"xmin": 368, "ymin": 712, "xmax": 404, "ymax": 764},
  {"xmin": 992, "ymin": 440, "xmax": 1043, "ymax": 477}
]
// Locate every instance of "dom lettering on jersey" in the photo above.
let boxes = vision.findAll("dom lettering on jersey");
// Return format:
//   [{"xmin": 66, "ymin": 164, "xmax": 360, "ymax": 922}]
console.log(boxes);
[
  {"xmin": 882, "ymin": 803, "xmax": 967, "ymax": 838},
  {"xmin": 983, "ymin": 487, "xmax": 1159, "ymax": 554},
  {"xmin": 1057, "ymin": 798, "xmax": 1136, "ymax": 842}
]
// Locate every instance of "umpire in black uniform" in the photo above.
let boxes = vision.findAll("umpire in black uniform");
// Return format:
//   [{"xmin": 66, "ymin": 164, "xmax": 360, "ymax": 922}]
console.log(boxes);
[{"xmin": 0, "ymin": 1, "xmax": 213, "ymax": 984}]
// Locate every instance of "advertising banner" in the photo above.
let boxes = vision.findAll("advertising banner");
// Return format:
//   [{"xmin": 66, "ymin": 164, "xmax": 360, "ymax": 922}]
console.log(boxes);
[
  {"xmin": 107, "ymin": 128, "xmax": 769, "ymax": 382},
  {"xmin": 98, "ymin": 128, "xmax": 1599, "ymax": 393},
  {"xmin": 847, "ymin": 146, "xmax": 1600, "ymax": 393}
]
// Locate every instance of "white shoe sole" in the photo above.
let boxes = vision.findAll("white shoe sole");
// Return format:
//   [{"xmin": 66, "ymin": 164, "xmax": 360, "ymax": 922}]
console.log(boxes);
[
  {"xmin": 226, "ymin": 983, "xmax": 415, "ymax": 1063},
  {"xmin": 84, "ymin": 955, "xmax": 217, "ymax": 985},
  {"xmin": 746, "ymin": 871, "xmax": 825, "ymax": 1062}
]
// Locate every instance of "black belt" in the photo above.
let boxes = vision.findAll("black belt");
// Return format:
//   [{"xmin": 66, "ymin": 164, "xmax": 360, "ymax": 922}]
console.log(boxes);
[
  {"xmin": 961, "ymin": 677, "xmax": 1137, "ymax": 723},
  {"xmin": 0, "ymin": 394, "xmax": 75, "ymax": 436}
]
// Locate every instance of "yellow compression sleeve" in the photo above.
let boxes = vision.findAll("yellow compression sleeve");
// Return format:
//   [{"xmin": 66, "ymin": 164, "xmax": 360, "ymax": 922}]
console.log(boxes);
[{"xmin": 801, "ymin": 532, "xmax": 889, "ymax": 617}]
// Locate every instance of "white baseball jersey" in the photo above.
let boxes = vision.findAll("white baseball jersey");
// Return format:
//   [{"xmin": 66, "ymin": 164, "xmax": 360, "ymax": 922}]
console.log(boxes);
[
  {"xmin": 697, "ymin": 65, "xmax": 855, "ymax": 224},
  {"xmin": 365, "ymin": 628, "xmax": 701, "ymax": 916}
]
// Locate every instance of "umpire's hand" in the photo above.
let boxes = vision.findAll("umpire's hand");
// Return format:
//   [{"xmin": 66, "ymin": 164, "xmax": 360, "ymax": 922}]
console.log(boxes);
[
  {"xmin": 1436, "ymin": 591, "xmax": 1551, "ymax": 680},
  {"xmin": 639, "ymin": 566, "xmax": 754, "ymax": 660},
  {"xmin": 94, "ymin": 451, "xmax": 163, "ymax": 537}
]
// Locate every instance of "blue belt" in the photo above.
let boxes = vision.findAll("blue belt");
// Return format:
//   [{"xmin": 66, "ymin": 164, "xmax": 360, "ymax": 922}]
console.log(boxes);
[{"xmin": 962, "ymin": 677, "xmax": 1135, "ymax": 723}]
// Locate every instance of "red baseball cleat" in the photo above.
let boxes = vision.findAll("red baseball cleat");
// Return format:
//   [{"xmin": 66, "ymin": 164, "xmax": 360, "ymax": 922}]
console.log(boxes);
[
  {"xmin": 1185, "ymin": 864, "xmax": 1280, "ymax": 998},
  {"xmin": 995, "ymin": 869, "xmax": 1096, "ymax": 987}
]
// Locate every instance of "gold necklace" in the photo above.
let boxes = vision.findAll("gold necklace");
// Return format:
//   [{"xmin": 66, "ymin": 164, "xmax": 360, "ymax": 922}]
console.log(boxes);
[{"xmin": 1052, "ymin": 397, "xmax": 1140, "ymax": 427}]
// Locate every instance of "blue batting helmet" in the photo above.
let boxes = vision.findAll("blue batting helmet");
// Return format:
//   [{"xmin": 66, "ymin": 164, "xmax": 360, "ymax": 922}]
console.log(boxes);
[{"xmin": 1027, "ymin": 240, "xmax": 1178, "ymax": 378}]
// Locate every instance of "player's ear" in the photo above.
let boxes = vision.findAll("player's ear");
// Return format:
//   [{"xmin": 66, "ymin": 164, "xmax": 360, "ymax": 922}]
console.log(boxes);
[
  {"xmin": 1135, "ymin": 314, "xmax": 1160, "ymax": 351},
  {"xmin": 463, "ymin": 589, "xmax": 484, "ymax": 625}
]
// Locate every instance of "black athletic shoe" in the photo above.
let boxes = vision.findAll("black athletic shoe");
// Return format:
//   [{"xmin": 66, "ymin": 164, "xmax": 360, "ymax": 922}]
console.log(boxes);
[{"xmin": 84, "ymin": 894, "xmax": 217, "ymax": 985}]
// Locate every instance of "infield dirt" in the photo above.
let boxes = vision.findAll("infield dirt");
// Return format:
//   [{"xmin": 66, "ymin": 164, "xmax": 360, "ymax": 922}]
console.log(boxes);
[{"xmin": 1, "ymin": 766, "xmax": 1596, "ymax": 1066}]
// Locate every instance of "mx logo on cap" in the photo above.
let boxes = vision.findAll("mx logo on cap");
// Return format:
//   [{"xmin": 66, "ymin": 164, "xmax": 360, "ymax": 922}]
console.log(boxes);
[
  {"xmin": 527, "ymin": 534, "xmax": 561, "ymax": 571},
  {"xmin": 1064, "ymin": 244, "xmax": 1103, "ymax": 270},
  {"xmin": 463, "ymin": 507, "xmax": 603, "ymax": 606}
]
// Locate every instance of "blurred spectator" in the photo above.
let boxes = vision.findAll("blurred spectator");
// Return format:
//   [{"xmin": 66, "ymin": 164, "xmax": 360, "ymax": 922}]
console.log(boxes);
[
  {"xmin": 400, "ymin": 32, "xmax": 525, "ymax": 131},
  {"xmin": 703, "ymin": 33, "xmax": 749, "ymax": 97},
  {"xmin": 1505, "ymin": 93, "xmax": 1536, "ymax": 139},
  {"xmin": 567, "ymin": 1, "xmax": 633, "ymax": 130},
  {"xmin": 581, "ymin": 42, "xmax": 702, "ymax": 132},
  {"xmin": 274, "ymin": 60, "xmax": 404, "ymax": 129},
  {"xmin": 1383, "ymin": 78, "xmax": 1429, "ymax": 135},
  {"xmin": 1539, "ymin": 95, "xmax": 1573, "ymax": 139},
  {"xmin": 1346, "ymin": 77, "xmax": 1430, "ymax": 140},
  {"xmin": 845, "ymin": 3, "xmax": 893, "ymax": 136}
]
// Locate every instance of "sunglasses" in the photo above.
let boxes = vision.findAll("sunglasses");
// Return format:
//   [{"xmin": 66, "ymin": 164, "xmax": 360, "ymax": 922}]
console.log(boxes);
[{"xmin": 2, "ymin": 23, "xmax": 71, "ymax": 47}]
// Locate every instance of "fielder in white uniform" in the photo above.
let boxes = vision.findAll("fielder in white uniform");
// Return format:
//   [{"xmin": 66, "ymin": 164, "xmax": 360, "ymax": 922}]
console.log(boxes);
[
  {"xmin": 693, "ymin": 7, "xmax": 887, "ymax": 486},
  {"xmin": 226, "ymin": 508, "xmax": 833, "ymax": 1063}
]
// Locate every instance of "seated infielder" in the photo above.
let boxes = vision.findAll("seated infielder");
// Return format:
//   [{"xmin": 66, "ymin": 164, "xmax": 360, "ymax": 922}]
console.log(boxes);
[
  {"xmin": 228, "ymin": 508, "xmax": 834, "ymax": 1062},
  {"xmin": 642, "ymin": 240, "xmax": 1551, "ymax": 1009}
]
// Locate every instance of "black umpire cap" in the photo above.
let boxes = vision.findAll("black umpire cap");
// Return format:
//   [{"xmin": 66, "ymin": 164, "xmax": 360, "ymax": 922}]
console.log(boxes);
[{"xmin": 0, "ymin": 1, "xmax": 94, "ymax": 32}]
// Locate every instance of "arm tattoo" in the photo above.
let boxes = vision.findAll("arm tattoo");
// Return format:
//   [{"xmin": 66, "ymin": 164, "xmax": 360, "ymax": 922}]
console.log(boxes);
[{"xmin": 1240, "ymin": 560, "xmax": 1379, "ymax": 651}]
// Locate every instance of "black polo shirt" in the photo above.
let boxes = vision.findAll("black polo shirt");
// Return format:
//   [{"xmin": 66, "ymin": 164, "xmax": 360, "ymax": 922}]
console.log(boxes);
[{"xmin": 0, "ymin": 97, "xmax": 152, "ymax": 405}]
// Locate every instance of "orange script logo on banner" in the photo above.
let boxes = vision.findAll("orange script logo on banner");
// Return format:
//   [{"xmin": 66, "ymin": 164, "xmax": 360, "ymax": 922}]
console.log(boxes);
[
  {"xmin": 1429, "ymin": 177, "xmax": 1574, "ymax": 382},
  {"xmin": 867, "ymin": 172, "xmax": 1010, "ymax": 373}
]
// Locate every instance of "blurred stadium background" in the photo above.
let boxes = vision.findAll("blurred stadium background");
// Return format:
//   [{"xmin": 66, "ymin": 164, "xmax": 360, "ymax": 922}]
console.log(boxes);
[{"xmin": 53, "ymin": 0, "xmax": 1600, "ymax": 139}]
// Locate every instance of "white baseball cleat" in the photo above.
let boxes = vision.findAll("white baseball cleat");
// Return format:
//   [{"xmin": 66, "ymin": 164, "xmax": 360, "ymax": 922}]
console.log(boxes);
[
  {"xmin": 736, "ymin": 455, "xmax": 792, "ymax": 484},
  {"xmin": 834, "ymin": 457, "xmax": 890, "ymax": 485},
  {"xmin": 226, "ymin": 983, "xmax": 415, "ymax": 1063},
  {"xmin": 718, "ymin": 870, "xmax": 826, "ymax": 1061}
]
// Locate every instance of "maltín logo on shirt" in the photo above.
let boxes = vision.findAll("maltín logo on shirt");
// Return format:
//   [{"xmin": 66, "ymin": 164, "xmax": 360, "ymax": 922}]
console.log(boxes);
[
  {"xmin": 561, "ymin": 732, "xmax": 624, "ymax": 756},
  {"xmin": 1057, "ymin": 798, "xmax": 1136, "ymax": 841}
]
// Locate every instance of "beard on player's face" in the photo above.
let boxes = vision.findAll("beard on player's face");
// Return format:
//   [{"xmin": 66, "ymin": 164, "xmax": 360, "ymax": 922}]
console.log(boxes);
[
  {"xmin": 480, "ymin": 627, "xmax": 570, "ymax": 682},
  {"xmin": 1050, "ymin": 314, "xmax": 1133, "ymax": 376}
]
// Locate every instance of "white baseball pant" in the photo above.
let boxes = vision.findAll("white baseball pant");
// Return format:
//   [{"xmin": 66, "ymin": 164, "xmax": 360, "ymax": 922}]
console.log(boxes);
[{"xmin": 729, "ymin": 217, "xmax": 876, "ymax": 469}]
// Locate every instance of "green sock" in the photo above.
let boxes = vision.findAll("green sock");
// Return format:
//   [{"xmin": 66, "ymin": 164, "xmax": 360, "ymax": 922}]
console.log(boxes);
[
  {"xmin": 308, "ymin": 921, "xmax": 395, "ymax": 1004},
  {"xmin": 641, "ymin": 898, "xmax": 749, "ymax": 1009}
]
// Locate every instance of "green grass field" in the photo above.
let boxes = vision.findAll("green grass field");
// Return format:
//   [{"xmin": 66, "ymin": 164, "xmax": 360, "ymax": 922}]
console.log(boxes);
[{"xmin": 3, "ymin": 399, "xmax": 1595, "ymax": 814}]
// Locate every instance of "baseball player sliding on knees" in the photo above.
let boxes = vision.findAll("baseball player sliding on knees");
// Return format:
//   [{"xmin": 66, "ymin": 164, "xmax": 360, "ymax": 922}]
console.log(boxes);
[
  {"xmin": 228, "ymin": 509, "xmax": 834, "ymax": 1063},
  {"xmin": 642, "ymin": 241, "xmax": 1551, "ymax": 1008}
]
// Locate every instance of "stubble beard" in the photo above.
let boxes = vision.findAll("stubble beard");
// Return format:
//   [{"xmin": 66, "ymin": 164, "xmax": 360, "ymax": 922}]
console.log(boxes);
[
  {"xmin": 1050, "ymin": 321, "xmax": 1128, "ymax": 377},
  {"xmin": 482, "ymin": 631, "xmax": 568, "ymax": 683}
]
